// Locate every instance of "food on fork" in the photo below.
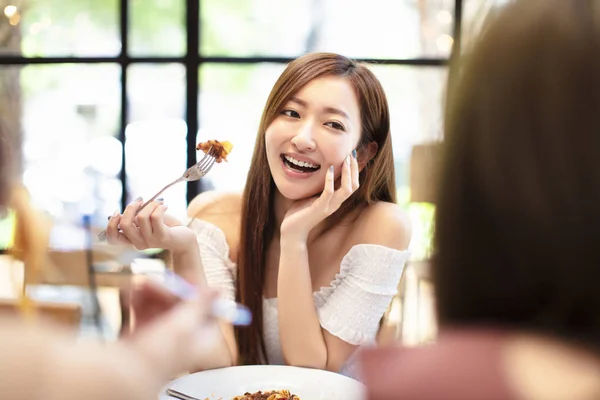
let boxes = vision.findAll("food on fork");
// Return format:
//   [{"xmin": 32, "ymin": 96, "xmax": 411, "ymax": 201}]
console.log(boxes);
[
  {"xmin": 232, "ymin": 389, "xmax": 299, "ymax": 400},
  {"xmin": 196, "ymin": 139, "xmax": 233, "ymax": 163}
]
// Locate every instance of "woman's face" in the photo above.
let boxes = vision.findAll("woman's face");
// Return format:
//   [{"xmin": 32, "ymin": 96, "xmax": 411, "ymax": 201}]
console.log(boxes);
[{"xmin": 265, "ymin": 75, "xmax": 362, "ymax": 200}]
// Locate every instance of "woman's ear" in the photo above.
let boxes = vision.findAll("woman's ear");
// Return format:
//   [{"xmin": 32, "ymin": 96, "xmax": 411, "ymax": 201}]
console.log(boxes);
[{"xmin": 357, "ymin": 141, "xmax": 378, "ymax": 171}]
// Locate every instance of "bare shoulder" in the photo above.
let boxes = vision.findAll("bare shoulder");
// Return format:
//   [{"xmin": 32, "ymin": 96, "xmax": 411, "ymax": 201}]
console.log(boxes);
[
  {"xmin": 351, "ymin": 201, "xmax": 412, "ymax": 251},
  {"xmin": 187, "ymin": 191, "xmax": 242, "ymax": 257},
  {"xmin": 187, "ymin": 191, "xmax": 242, "ymax": 219}
]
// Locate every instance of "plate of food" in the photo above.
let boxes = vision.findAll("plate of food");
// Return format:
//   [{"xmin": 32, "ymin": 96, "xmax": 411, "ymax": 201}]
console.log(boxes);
[{"xmin": 160, "ymin": 365, "xmax": 365, "ymax": 400}]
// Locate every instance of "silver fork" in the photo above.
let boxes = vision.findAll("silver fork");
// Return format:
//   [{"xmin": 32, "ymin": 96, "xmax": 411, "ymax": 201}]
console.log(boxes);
[
  {"xmin": 97, "ymin": 148, "xmax": 216, "ymax": 241},
  {"xmin": 165, "ymin": 387, "xmax": 202, "ymax": 400}
]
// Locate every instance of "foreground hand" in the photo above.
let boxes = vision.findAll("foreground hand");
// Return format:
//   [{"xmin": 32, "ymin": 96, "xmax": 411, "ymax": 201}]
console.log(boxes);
[
  {"xmin": 280, "ymin": 151, "xmax": 359, "ymax": 240},
  {"xmin": 106, "ymin": 198, "xmax": 195, "ymax": 252},
  {"xmin": 125, "ymin": 278, "xmax": 219, "ymax": 378},
  {"xmin": 126, "ymin": 277, "xmax": 181, "ymax": 330}
]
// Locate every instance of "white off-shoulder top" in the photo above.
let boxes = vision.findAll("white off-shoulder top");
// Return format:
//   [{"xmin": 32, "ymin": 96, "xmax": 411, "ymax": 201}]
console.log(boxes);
[{"xmin": 188, "ymin": 218, "xmax": 410, "ymax": 379}]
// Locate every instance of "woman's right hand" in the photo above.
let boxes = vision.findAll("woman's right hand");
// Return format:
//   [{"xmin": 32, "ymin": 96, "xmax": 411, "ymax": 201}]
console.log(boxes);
[{"xmin": 106, "ymin": 197, "xmax": 196, "ymax": 253}]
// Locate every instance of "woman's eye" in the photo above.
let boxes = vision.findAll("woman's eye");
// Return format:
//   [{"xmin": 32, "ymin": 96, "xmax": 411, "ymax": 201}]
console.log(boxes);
[
  {"xmin": 282, "ymin": 109, "xmax": 300, "ymax": 118},
  {"xmin": 325, "ymin": 121, "xmax": 345, "ymax": 131}
]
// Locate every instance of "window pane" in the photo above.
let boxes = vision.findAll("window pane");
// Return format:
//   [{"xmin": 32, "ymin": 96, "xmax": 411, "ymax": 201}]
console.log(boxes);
[
  {"xmin": 371, "ymin": 66, "xmax": 446, "ymax": 260},
  {"xmin": 198, "ymin": 63, "xmax": 286, "ymax": 193},
  {"xmin": 3, "ymin": 64, "xmax": 122, "ymax": 227},
  {"xmin": 201, "ymin": 0, "xmax": 455, "ymax": 59},
  {"xmin": 6, "ymin": 0, "xmax": 120, "ymax": 57},
  {"xmin": 126, "ymin": 64, "xmax": 187, "ymax": 220},
  {"xmin": 129, "ymin": 0, "xmax": 185, "ymax": 56},
  {"xmin": 462, "ymin": 0, "xmax": 512, "ymax": 51},
  {"xmin": 370, "ymin": 66, "xmax": 446, "ymax": 188}
]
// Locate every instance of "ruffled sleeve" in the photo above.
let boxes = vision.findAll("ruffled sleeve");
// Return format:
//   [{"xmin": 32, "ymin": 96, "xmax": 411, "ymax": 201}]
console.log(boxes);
[
  {"xmin": 187, "ymin": 218, "xmax": 236, "ymax": 302},
  {"xmin": 315, "ymin": 244, "xmax": 410, "ymax": 346}
]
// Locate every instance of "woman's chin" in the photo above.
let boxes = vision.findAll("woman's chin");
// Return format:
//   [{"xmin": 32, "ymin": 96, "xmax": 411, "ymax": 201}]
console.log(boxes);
[{"xmin": 274, "ymin": 183, "xmax": 320, "ymax": 201}]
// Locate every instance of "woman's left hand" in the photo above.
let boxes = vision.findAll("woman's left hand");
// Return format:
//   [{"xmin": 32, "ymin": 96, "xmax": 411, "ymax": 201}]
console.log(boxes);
[{"xmin": 280, "ymin": 151, "xmax": 359, "ymax": 241}]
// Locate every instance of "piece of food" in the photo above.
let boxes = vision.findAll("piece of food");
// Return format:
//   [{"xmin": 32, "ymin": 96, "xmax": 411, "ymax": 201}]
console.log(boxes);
[
  {"xmin": 232, "ymin": 389, "xmax": 299, "ymax": 400},
  {"xmin": 196, "ymin": 139, "xmax": 233, "ymax": 163}
]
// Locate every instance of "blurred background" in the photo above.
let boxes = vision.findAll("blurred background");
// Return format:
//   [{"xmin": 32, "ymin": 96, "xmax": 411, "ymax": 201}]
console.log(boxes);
[{"xmin": 0, "ymin": 0, "xmax": 508, "ymax": 342}]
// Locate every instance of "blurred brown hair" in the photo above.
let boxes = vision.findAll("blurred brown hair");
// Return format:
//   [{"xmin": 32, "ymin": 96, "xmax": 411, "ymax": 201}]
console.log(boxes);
[
  {"xmin": 235, "ymin": 52, "xmax": 396, "ymax": 364},
  {"xmin": 434, "ymin": 0, "xmax": 600, "ymax": 351}
]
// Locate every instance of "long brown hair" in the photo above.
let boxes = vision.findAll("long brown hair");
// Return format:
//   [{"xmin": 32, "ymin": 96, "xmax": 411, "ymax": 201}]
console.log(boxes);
[
  {"xmin": 435, "ymin": 0, "xmax": 600, "ymax": 351},
  {"xmin": 235, "ymin": 52, "xmax": 396, "ymax": 364}
]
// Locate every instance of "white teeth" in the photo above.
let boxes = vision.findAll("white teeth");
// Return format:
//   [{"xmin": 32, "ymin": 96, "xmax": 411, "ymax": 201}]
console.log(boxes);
[{"xmin": 284, "ymin": 155, "xmax": 319, "ymax": 169}]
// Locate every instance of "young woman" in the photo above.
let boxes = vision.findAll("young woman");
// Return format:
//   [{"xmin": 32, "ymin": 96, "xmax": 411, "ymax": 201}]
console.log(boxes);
[{"xmin": 107, "ymin": 52, "xmax": 412, "ymax": 377}]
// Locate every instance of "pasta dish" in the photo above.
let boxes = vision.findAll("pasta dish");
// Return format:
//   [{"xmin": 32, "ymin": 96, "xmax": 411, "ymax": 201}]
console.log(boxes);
[{"xmin": 232, "ymin": 390, "xmax": 300, "ymax": 400}]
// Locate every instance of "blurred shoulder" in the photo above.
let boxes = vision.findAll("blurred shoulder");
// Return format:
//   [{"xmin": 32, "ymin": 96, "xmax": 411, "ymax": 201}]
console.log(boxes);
[{"xmin": 352, "ymin": 201, "xmax": 412, "ymax": 251}]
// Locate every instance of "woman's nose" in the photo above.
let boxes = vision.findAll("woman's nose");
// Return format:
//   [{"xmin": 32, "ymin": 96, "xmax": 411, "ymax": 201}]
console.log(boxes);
[{"xmin": 291, "ymin": 124, "xmax": 316, "ymax": 152}]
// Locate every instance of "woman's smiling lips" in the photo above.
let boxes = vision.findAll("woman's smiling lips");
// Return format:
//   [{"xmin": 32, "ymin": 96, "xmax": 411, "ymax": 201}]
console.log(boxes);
[{"xmin": 280, "ymin": 153, "xmax": 321, "ymax": 179}]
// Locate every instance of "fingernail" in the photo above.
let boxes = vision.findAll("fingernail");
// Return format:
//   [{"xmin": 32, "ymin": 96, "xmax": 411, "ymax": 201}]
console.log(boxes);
[
  {"xmin": 329, "ymin": 165, "xmax": 334, "ymax": 173},
  {"xmin": 345, "ymin": 155, "xmax": 351, "ymax": 165},
  {"xmin": 156, "ymin": 198, "xmax": 164, "ymax": 204},
  {"xmin": 108, "ymin": 211, "xmax": 119, "ymax": 220},
  {"xmin": 134, "ymin": 197, "xmax": 142, "ymax": 202},
  {"xmin": 211, "ymin": 298, "xmax": 252, "ymax": 326},
  {"xmin": 352, "ymin": 149, "xmax": 357, "ymax": 159}
]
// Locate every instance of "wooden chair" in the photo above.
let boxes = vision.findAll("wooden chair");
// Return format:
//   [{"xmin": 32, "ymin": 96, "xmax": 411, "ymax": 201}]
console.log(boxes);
[{"xmin": 0, "ymin": 298, "xmax": 82, "ymax": 329}]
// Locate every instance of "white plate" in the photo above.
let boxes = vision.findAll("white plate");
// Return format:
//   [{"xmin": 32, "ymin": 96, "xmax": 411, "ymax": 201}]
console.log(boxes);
[{"xmin": 160, "ymin": 365, "xmax": 365, "ymax": 400}]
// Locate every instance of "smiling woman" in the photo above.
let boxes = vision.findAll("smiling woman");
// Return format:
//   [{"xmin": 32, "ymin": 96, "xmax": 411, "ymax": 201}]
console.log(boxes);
[{"xmin": 105, "ymin": 52, "xmax": 412, "ymax": 378}]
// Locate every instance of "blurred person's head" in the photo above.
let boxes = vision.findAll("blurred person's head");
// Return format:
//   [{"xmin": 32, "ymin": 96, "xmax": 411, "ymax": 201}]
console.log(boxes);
[
  {"xmin": 434, "ymin": 0, "xmax": 600, "ymax": 351},
  {"xmin": 236, "ymin": 52, "xmax": 396, "ymax": 364}
]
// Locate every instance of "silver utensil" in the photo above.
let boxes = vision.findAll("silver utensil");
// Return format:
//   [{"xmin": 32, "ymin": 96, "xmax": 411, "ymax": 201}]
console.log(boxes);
[
  {"xmin": 165, "ymin": 387, "xmax": 202, "ymax": 400},
  {"xmin": 97, "ymin": 148, "xmax": 216, "ymax": 241},
  {"xmin": 155, "ymin": 269, "xmax": 252, "ymax": 326}
]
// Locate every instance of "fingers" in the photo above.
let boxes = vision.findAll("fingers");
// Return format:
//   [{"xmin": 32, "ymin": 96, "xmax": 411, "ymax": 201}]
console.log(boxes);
[
  {"xmin": 120, "ymin": 197, "xmax": 146, "ymax": 249},
  {"xmin": 351, "ymin": 149, "xmax": 359, "ymax": 191},
  {"xmin": 106, "ymin": 211, "xmax": 133, "ymax": 246},
  {"xmin": 324, "ymin": 164, "xmax": 335, "ymax": 195},
  {"xmin": 106, "ymin": 194, "xmax": 176, "ymax": 252},
  {"xmin": 116, "ymin": 231, "xmax": 133, "ymax": 246},
  {"xmin": 149, "ymin": 203, "xmax": 169, "ymax": 241},
  {"xmin": 341, "ymin": 154, "xmax": 353, "ymax": 196},
  {"xmin": 330, "ymin": 154, "xmax": 354, "ymax": 207},
  {"xmin": 138, "ymin": 200, "xmax": 169, "ymax": 248},
  {"xmin": 132, "ymin": 276, "xmax": 180, "ymax": 309},
  {"xmin": 106, "ymin": 211, "xmax": 122, "ymax": 245},
  {"xmin": 319, "ymin": 165, "xmax": 335, "ymax": 212},
  {"xmin": 136, "ymin": 199, "xmax": 163, "ymax": 239}
]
